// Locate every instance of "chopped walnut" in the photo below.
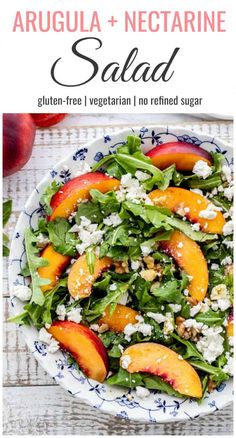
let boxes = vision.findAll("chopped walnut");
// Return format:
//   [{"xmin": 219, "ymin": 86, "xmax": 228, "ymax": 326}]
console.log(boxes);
[
  {"xmin": 143, "ymin": 256, "xmax": 155, "ymax": 269},
  {"xmin": 207, "ymin": 379, "xmax": 218, "ymax": 393},
  {"xmin": 175, "ymin": 316, "xmax": 200, "ymax": 342},
  {"xmin": 186, "ymin": 296, "xmax": 198, "ymax": 306},
  {"xmin": 140, "ymin": 269, "xmax": 158, "ymax": 282},
  {"xmin": 154, "ymin": 263, "xmax": 163, "ymax": 278},
  {"xmin": 114, "ymin": 261, "xmax": 129, "ymax": 274}
]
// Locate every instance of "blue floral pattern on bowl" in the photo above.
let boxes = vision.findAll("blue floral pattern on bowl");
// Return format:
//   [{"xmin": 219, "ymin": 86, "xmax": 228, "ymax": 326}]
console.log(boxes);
[{"xmin": 9, "ymin": 126, "xmax": 233, "ymax": 423}]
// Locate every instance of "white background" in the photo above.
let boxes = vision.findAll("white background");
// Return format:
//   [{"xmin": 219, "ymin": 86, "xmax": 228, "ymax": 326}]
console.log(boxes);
[{"xmin": 0, "ymin": 0, "xmax": 235, "ymax": 113}]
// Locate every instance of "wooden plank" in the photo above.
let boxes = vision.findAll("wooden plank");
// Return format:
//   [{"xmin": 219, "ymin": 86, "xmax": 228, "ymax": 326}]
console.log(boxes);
[{"xmin": 3, "ymin": 386, "xmax": 233, "ymax": 436}]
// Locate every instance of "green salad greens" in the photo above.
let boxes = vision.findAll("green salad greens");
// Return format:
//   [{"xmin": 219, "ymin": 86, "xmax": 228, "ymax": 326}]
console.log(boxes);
[{"xmin": 10, "ymin": 135, "xmax": 233, "ymax": 401}]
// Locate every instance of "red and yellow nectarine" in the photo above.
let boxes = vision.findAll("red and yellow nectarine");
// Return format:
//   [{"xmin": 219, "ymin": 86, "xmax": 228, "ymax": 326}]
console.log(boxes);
[
  {"xmin": 160, "ymin": 230, "xmax": 208, "ymax": 301},
  {"xmin": 121, "ymin": 342, "xmax": 202, "ymax": 398},
  {"xmin": 38, "ymin": 244, "xmax": 71, "ymax": 292},
  {"xmin": 146, "ymin": 142, "xmax": 212, "ymax": 171},
  {"xmin": 149, "ymin": 187, "xmax": 225, "ymax": 234},
  {"xmin": 98, "ymin": 304, "xmax": 139, "ymax": 332},
  {"xmin": 49, "ymin": 172, "xmax": 119, "ymax": 221},
  {"xmin": 68, "ymin": 254, "xmax": 112, "ymax": 299},
  {"xmin": 48, "ymin": 321, "xmax": 109, "ymax": 382}
]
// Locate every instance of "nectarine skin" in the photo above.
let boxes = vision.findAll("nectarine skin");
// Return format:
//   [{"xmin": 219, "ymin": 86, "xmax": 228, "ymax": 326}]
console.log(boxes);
[
  {"xmin": 149, "ymin": 187, "xmax": 225, "ymax": 234},
  {"xmin": 38, "ymin": 244, "xmax": 71, "ymax": 292},
  {"xmin": 146, "ymin": 142, "xmax": 212, "ymax": 171},
  {"xmin": 31, "ymin": 113, "xmax": 66, "ymax": 128},
  {"xmin": 3, "ymin": 113, "xmax": 36, "ymax": 177},
  {"xmin": 121, "ymin": 342, "xmax": 202, "ymax": 398},
  {"xmin": 49, "ymin": 172, "xmax": 120, "ymax": 221},
  {"xmin": 98, "ymin": 304, "xmax": 139, "ymax": 332},
  {"xmin": 48, "ymin": 321, "xmax": 109, "ymax": 382},
  {"xmin": 68, "ymin": 254, "xmax": 113, "ymax": 299},
  {"xmin": 160, "ymin": 230, "xmax": 208, "ymax": 301}
]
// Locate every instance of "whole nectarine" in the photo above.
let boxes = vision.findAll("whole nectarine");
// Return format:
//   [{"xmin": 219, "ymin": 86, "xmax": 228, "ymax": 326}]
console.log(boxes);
[
  {"xmin": 3, "ymin": 113, "xmax": 36, "ymax": 177},
  {"xmin": 31, "ymin": 113, "xmax": 66, "ymax": 127}
]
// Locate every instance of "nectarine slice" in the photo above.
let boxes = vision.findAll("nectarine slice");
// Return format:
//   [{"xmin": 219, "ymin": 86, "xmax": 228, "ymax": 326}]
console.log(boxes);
[
  {"xmin": 146, "ymin": 142, "xmax": 212, "ymax": 171},
  {"xmin": 68, "ymin": 254, "xmax": 112, "ymax": 299},
  {"xmin": 121, "ymin": 342, "xmax": 202, "ymax": 398},
  {"xmin": 160, "ymin": 230, "xmax": 208, "ymax": 301},
  {"xmin": 149, "ymin": 187, "xmax": 225, "ymax": 234},
  {"xmin": 226, "ymin": 311, "xmax": 234, "ymax": 337},
  {"xmin": 38, "ymin": 244, "xmax": 71, "ymax": 292},
  {"xmin": 49, "ymin": 172, "xmax": 119, "ymax": 221},
  {"xmin": 48, "ymin": 321, "xmax": 109, "ymax": 382},
  {"xmin": 98, "ymin": 304, "xmax": 139, "ymax": 332}
]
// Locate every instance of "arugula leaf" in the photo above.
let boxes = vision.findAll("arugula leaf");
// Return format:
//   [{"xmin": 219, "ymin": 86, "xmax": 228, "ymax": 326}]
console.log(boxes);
[
  {"xmin": 171, "ymin": 333, "xmax": 205, "ymax": 361},
  {"xmin": 106, "ymin": 368, "xmax": 144, "ymax": 388},
  {"xmin": 143, "ymin": 375, "xmax": 184, "ymax": 397},
  {"xmin": 161, "ymin": 165, "xmax": 176, "ymax": 190},
  {"xmin": 3, "ymin": 200, "xmax": 12, "ymax": 256},
  {"xmin": 76, "ymin": 201, "xmax": 104, "ymax": 224},
  {"xmin": 3, "ymin": 200, "xmax": 12, "ymax": 226},
  {"xmin": 40, "ymin": 181, "xmax": 62, "ymax": 215},
  {"xmin": 166, "ymin": 217, "xmax": 217, "ymax": 242},
  {"xmin": 189, "ymin": 360, "xmax": 229, "ymax": 384},
  {"xmin": 86, "ymin": 247, "xmax": 96, "ymax": 275},
  {"xmin": 48, "ymin": 218, "xmax": 77, "ymax": 256},
  {"xmin": 195, "ymin": 309, "xmax": 226, "ymax": 326},
  {"xmin": 90, "ymin": 189, "xmax": 120, "ymax": 215},
  {"xmin": 151, "ymin": 280, "xmax": 182, "ymax": 303},
  {"xmin": 24, "ymin": 229, "xmax": 50, "ymax": 305}
]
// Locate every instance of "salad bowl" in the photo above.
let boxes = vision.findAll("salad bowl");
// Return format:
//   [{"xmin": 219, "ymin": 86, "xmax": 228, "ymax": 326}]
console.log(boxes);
[{"xmin": 9, "ymin": 125, "xmax": 233, "ymax": 423}]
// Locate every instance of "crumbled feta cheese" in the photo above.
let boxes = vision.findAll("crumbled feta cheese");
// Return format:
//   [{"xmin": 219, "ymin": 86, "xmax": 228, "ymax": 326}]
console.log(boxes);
[
  {"xmin": 131, "ymin": 260, "xmax": 141, "ymax": 270},
  {"xmin": 218, "ymin": 185, "xmax": 224, "ymax": 192},
  {"xmin": 184, "ymin": 319, "xmax": 206, "ymax": 331},
  {"xmin": 117, "ymin": 292, "xmax": 129, "ymax": 305},
  {"xmin": 140, "ymin": 244, "xmax": 153, "ymax": 256},
  {"xmin": 116, "ymin": 173, "xmax": 151, "ymax": 205},
  {"xmin": 90, "ymin": 324, "xmax": 100, "ymax": 332},
  {"xmin": 103, "ymin": 213, "xmax": 122, "ymax": 228},
  {"xmin": 110, "ymin": 283, "xmax": 117, "ymax": 291},
  {"xmin": 222, "ymin": 256, "xmax": 232, "ymax": 266},
  {"xmin": 199, "ymin": 203, "xmax": 218, "ymax": 220},
  {"xmin": 120, "ymin": 354, "xmax": 132, "ymax": 369},
  {"xmin": 135, "ymin": 170, "xmax": 150, "ymax": 181},
  {"xmin": 73, "ymin": 216, "xmax": 104, "ymax": 255},
  {"xmin": 183, "ymin": 289, "xmax": 189, "ymax": 296},
  {"xmin": 190, "ymin": 188, "xmax": 204, "ymax": 196},
  {"xmin": 222, "ymin": 239, "xmax": 234, "ymax": 249},
  {"xmin": 67, "ymin": 307, "xmax": 82, "ymax": 323},
  {"xmin": 56, "ymin": 304, "xmax": 67, "ymax": 321},
  {"xmin": 223, "ymin": 221, "xmax": 233, "ymax": 236},
  {"xmin": 223, "ymin": 355, "xmax": 234, "ymax": 376},
  {"xmin": 224, "ymin": 185, "xmax": 234, "ymax": 201},
  {"xmin": 211, "ymin": 263, "xmax": 219, "ymax": 270},
  {"xmin": 192, "ymin": 160, "xmax": 212, "ymax": 179},
  {"xmin": 191, "ymin": 223, "xmax": 201, "ymax": 231},
  {"xmin": 13, "ymin": 285, "xmax": 32, "ymax": 302},
  {"xmin": 222, "ymin": 165, "xmax": 232, "ymax": 184},
  {"xmin": 210, "ymin": 284, "xmax": 228, "ymax": 300},
  {"xmin": 47, "ymin": 338, "xmax": 60, "ymax": 353},
  {"xmin": 147, "ymin": 312, "xmax": 166, "ymax": 323},
  {"xmin": 36, "ymin": 233, "xmax": 49, "ymax": 249},
  {"xmin": 190, "ymin": 303, "xmax": 202, "ymax": 317},
  {"xmin": 45, "ymin": 323, "xmax": 51, "ymax": 329},
  {"xmin": 168, "ymin": 304, "xmax": 182, "ymax": 313},
  {"xmin": 228, "ymin": 336, "xmax": 234, "ymax": 347},
  {"xmin": 123, "ymin": 319, "xmax": 152, "ymax": 341},
  {"xmin": 136, "ymin": 386, "xmax": 150, "ymax": 399},
  {"xmin": 73, "ymin": 161, "xmax": 91, "ymax": 177},
  {"xmin": 196, "ymin": 326, "xmax": 224, "ymax": 363},
  {"xmin": 163, "ymin": 312, "xmax": 174, "ymax": 336},
  {"xmin": 38, "ymin": 327, "xmax": 52, "ymax": 344},
  {"xmin": 211, "ymin": 187, "xmax": 218, "ymax": 196}
]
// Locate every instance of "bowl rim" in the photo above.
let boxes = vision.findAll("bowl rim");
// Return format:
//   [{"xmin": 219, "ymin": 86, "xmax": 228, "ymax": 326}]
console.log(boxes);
[{"xmin": 8, "ymin": 124, "xmax": 233, "ymax": 423}]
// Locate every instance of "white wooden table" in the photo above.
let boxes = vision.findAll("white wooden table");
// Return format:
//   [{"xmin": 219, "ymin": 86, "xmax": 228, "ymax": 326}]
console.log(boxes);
[{"xmin": 3, "ymin": 114, "xmax": 233, "ymax": 435}]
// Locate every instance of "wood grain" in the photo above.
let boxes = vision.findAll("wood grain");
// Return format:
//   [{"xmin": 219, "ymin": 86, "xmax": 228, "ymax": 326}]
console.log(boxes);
[
  {"xmin": 3, "ymin": 386, "xmax": 233, "ymax": 436},
  {"xmin": 3, "ymin": 117, "xmax": 233, "ymax": 435}
]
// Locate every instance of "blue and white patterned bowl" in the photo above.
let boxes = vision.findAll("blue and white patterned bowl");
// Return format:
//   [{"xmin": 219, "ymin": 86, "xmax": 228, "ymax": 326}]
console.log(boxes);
[{"xmin": 9, "ymin": 126, "xmax": 233, "ymax": 423}]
